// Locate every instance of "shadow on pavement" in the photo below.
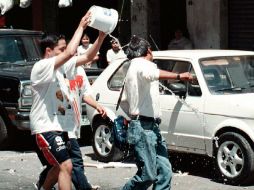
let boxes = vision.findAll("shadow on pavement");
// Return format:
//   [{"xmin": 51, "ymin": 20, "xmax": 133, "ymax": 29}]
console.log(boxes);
[
  {"xmin": 169, "ymin": 153, "xmax": 217, "ymax": 179},
  {"xmin": 169, "ymin": 152, "xmax": 253, "ymax": 186}
]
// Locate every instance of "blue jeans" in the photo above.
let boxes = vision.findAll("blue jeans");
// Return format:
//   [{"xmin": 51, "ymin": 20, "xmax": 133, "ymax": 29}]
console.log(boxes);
[
  {"xmin": 69, "ymin": 138, "xmax": 92, "ymax": 190},
  {"xmin": 122, "ymin": 120, "xmax": 172, "ymax": 190}
]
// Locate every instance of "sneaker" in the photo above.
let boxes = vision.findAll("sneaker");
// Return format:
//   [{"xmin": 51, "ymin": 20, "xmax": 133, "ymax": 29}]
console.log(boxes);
[
  {"xmin": 33, "ymin": 181, "xmax": 56, "ymax": 190},
  {"xmin": 33, "ymin": 181, "xmax": 42, "ymax": 190},
  {"xmin": 91, "ymin": 185, "xmax": 101, "ymax": 190}
]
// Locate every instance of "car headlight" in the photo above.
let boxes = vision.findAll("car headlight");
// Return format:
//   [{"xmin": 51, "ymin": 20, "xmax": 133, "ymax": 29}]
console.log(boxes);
[
  {"xmin": 20, "ymin": 82, "xmax": 32, "ymax": 107},
  {"xmin": 21, "ymin": 97, "xmax": 33, "ymax": 106},
  {"xmin": 22, "ymin": 84, "xmax": 32, "ymax": 97}
]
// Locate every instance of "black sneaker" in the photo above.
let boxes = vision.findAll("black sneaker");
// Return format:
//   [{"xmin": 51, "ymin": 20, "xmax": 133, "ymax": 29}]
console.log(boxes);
[
  {"xmin": 33, "ymin": 181, "xmax": 56, "ymax": 190},
  {"xmin": 33, "ymin": 181, "xmax": 42, "ymax": 190}
]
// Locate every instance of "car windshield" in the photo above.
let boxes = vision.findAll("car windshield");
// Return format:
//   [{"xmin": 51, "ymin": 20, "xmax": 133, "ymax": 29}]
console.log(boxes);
[
  {"xmin": 0, "ymin": 36, "xmax": 42, "ymax": 66},
  {"xmin": 200, "ymin": 55, "xmax": 254, "ymax": 94}
]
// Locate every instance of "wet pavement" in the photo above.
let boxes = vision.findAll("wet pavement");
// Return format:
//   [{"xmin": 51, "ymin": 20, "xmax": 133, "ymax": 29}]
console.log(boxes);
[{"xmin": 0, "ymin": 146, "xmax": 253, "ymax": 190}]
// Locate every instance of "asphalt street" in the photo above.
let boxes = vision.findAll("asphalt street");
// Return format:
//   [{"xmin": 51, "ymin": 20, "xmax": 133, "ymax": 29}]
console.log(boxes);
[{"xmin": 0, "ymin": 146, "xmax": 253, "ymax": 190}]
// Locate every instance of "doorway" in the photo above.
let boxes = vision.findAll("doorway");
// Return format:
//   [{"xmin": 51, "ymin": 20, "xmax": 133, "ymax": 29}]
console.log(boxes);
[
  {"xmin": 228, "ymin": 0, "xmax": 254, "ymax": 50},
  {"xmin": 160, "ymin": 0, "xmax": 187, "ymax": 50}
]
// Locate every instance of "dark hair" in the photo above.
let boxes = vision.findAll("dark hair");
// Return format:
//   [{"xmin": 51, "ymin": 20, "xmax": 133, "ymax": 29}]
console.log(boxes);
[
  {"xmin": 110, "ymin": 39, "xmax": 118, "ymax": 44},
  {"xmin": 125, "ymin": 35, "xmax": 151, "ymax": 59},
  {"xmin": 82, "ymin": 33, "xmax": 90, "ymax": 40},
  {"xmin": 40, "ymin": 33, "xmax": 65, "ymax": 54},
  {"xmin": 57, "ymin": 34, "xmax": 66, "ymax": 41}
]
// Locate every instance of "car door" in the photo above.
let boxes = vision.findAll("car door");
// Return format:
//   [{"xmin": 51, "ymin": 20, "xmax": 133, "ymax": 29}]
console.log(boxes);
[{"xmin": 156, "ymin": 59, "xmax": 206, "ymax": 152}]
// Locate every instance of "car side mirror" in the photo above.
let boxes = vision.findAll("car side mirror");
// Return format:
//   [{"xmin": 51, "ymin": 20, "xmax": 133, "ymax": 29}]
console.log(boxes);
[
  {"xmin": 168, "ymin": 83, "xmax": 187, "ymax": 98},
  {"xmin": 96, "ymin": 93, "xmax": 100, "ymax": 101}
]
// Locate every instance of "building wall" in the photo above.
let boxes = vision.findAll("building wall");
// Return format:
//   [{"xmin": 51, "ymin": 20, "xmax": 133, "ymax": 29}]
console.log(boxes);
[
  {"xmin": 5, "ymin": 0, "xmax": 230, "ymax": 50},
  {"xmin": 130, "ymin": 0, "xmax": 148, "ymax": 38},
  {"xmin": 130, "ymin": 0, "xmax": 160, "ymax": 49},
  {"xmin": 43, "ymin": 0, "xmax": 59, "ymax": 33},
  {"xmin": 186, "ymin": 0, "xmax": 228, "ymax": 49},
  {"xmin": 129, "ymin": 0, "xmax": 228, "ymax": 50},
  {"xmin": 147, "ymin": 0, "xmax": 160, "ymax": 50}
]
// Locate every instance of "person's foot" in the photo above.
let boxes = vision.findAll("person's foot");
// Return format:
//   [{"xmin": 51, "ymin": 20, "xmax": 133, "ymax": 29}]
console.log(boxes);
[
  {"xmin": 91, "ymin": 185, "xmax": 101, "ymax": 190},
  {"xmin": 33, "ymin": 180, "xmax": 42, "ymax": 190},
  {"xmin": 33, "ymin": 181, "xmax": 56, "ymax": 190}
]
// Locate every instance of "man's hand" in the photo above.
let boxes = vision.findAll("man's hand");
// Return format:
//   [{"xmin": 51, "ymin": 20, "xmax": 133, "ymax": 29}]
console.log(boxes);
[
  {"xmin": 96, "ymin": 104, "xmax": 107, "ymax": 118},
  {"xmin": 80, "ymin": 11, "xmax": 91, "ymax": 29},
  {"xmin": 179, "ymin": 72, "xmax": 194, "ymax": 81},
  {"xmin": 98, "ymin": 31, "xmax": 107, "ymax": 38}
]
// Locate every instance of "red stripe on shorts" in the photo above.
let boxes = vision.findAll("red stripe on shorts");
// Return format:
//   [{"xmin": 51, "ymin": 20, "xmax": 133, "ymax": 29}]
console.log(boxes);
[{"xmin": 36, "ymin": 134, "xmax": 59, "ymax": 166}]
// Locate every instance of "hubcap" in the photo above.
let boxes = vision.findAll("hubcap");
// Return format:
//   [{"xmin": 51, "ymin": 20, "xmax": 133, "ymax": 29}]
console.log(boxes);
[
  {"xmin": 94, "ymin": 125, "xmax": 113, "ymax": 156},
  {"xmin": 217, "ymin": 141, "xmax": 244, "ymax": 178}
]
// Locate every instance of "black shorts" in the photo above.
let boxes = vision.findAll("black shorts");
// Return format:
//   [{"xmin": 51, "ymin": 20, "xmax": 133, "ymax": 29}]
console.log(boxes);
[{"xmin": 36, "ymin": 131, "xmax": 70, "ymax": 166}]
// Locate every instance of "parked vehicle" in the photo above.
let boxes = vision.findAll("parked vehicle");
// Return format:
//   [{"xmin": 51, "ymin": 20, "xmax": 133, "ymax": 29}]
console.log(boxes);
[
  {"xmin": 0, "ymin": 28, "xmax": 102, "ymax": 148},
  {"xmin": 0, "ymin": 29, "xmax": 42, "ymax": 148},
  {"xmin": 87, "ymin": 49, "xmax": 254, "ymax": 185}
]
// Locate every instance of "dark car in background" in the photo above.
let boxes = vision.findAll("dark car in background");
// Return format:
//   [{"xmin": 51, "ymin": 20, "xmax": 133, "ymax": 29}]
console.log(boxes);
[
  {"xmin": 0, "ymin": 29, "xmax": 103, "ymax": 148},
  {"xmin": 0, "ymin": 29, "xmax": 42, "ymax": 148}
]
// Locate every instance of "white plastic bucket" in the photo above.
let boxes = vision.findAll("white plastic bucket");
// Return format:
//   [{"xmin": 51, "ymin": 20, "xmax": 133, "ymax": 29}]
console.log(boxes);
[{"xmin": 88, "ymin": 5, "xmax": 119, "ymax": 34}]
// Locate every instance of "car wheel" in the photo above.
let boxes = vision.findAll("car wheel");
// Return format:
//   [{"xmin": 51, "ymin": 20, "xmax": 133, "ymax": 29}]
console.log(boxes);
[
  {"xmin": 215, "ymin": 132, "xmax": 254, "ymax": 184},
  {"xmin": 0, "ymin": 116, "xmax": 8, "ymax": 148},
  {"xmin": 92, "ymin": 119, "xmax": 124, "ymax": 162}
]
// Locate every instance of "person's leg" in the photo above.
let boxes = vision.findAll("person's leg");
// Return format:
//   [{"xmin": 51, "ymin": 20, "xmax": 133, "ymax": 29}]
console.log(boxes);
[
  {"xmin": 32, "ymin": 134, "xmax": 53, "ymax": 189},
  {"xmin": 122, "ymin": 120, "xmax": 157, "ymax": 190},
  {"xmin": 152, "ymin": 153, "xmax": 172, "ymax": 190},
  {"xmin": 36, "ymin": 132, "xmax": 72, "ymax": 190},
  {"xmin": 58, "ymin": 159, "xmax": 73, "ymax": 190},
  {"xmin": 153, "ymin": 126, "xmax": 172, "ymax": 190},
  {"xmin": 69, "ymin": 138, "xmax": 93, "ymax": 190},
  {"xmin": 42, "ymin": 166, "xmax": 59, "ymax": 190},
  {"xmin": 37, "ymin": 165, "xmax": 52, "ymax": 189}
]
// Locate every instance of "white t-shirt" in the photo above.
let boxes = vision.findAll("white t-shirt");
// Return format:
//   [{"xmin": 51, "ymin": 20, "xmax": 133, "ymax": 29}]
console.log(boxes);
[
  {"xmin": 77, "ymin": 44, "xmax": 100, "ymax": 68},
  {"xmin": 30, "ymin": 57, "xmax": 77, "ymax": 135},
  {"xmin": 168, "ymin": 37, "xmax": 192, "ymax": 50},
  {"xmin": 122, "ymin": 57, "xmax": 160, "ymax": 118},
  {"xmin": 58, "ymin": 66, "xmax": 92, "ymax": 138},
  {"xmin": 77, "ymin": 44, "xmax": 93, "ymax": 55},
  {"xmin": 106, "ymin": 49, "xmax": 126, "ymax": 64}
]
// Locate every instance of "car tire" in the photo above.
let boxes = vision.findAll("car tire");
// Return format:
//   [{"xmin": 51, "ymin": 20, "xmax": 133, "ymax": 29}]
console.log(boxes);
[
  {"xmin": 0, "ymin": 116, "xmax": 8, "ymax": 148},
  {"xmin": 215, "ymin": 132, "xmax": 254, "ymax": 185},
  {"xmin": 92, "ymin": 119, "xmax": 124, "ymax": 162}
]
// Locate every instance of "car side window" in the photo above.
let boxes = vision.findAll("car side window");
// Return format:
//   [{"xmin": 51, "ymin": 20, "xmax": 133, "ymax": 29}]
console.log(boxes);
[
  {"xmin": 188, "ymin": 66, "xmax": 202, "ymax": 96},
  {"xmin": 155, "ymin": 59, "xmax": 202, "ymax": 96},
  {"xmin": 20, "ymin": 36, "xmax": 42, "ymax": 61},
  {"xmin": 108, "ymin": 59, "xmax": 130, "ymax": 91},
  {"xmin": 0, "ymin": 37, "xmax": 23, "ymax": 63}
]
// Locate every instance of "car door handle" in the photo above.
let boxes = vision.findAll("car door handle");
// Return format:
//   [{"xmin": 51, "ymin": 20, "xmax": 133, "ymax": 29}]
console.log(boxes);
[{"xmin": 96, "ymin": 93, "xmax": 100, "ymax": 101}]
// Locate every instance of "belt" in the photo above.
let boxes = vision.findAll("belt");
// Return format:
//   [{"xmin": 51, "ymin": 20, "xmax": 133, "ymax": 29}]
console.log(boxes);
[{"xmin": 130, "ymin": 115, "xmax": 161, "ymax": 124}]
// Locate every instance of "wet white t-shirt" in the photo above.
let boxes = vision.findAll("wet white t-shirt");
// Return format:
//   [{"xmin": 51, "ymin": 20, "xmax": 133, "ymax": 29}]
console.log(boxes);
[
  {"xmin": 123, "ymin": 57, "xmax": 160, "ymax": 118},
  {"xmin": 58, "ymin": 66, "xmax": 92, "ymax": 139},
  {"xmin": 30, "ymin": 57, "xmax": 77, "ymax": 135}
]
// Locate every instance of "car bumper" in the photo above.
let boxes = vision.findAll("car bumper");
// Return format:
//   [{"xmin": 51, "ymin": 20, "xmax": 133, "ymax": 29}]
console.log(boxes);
[
  {"xmin": 6, "ymin": 107, "xmax": 30, "ymax": 130},
  {"xmin": 15, "ymin": 111, "xmax": 30, "ymax": 130}
]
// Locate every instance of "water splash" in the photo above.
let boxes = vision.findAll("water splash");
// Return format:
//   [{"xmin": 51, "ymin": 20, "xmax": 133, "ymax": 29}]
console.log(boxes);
[{"xmin": 108, "ymin": 33, "xmax": 129, "ymax": 50}]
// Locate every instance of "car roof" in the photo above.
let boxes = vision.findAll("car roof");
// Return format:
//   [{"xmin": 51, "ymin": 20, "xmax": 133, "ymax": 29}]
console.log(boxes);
[
  {"xmin": 0, "ymin": 28, "xmax": 43, "ymax": 36},
  {"xmin": 153, "ymin": 49, "xmax": 254, "ymax": 60}
]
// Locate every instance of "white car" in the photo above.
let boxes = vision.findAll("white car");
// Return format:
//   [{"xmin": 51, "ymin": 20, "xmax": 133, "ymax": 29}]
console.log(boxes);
[{"xmin": 87, "ymin": 50, "xmax": 254, "ymax": 184}]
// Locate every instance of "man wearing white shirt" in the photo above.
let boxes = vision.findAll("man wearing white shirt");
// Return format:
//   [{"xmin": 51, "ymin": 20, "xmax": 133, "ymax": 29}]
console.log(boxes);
[
  {"xmin": 121, "ymin": 36, "xmax": 192, "ymax": 190},
  {"xmin": 30, "ymin": 11, "xmax": 106, "ymax": 190}
]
